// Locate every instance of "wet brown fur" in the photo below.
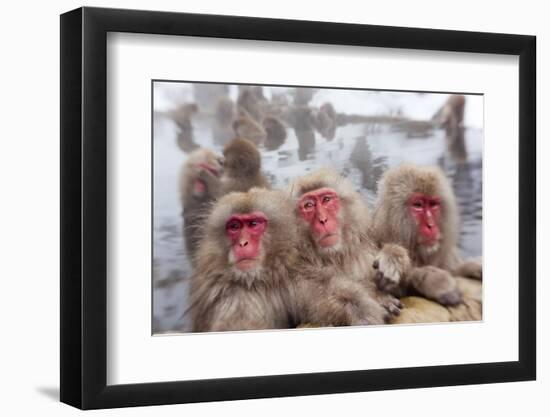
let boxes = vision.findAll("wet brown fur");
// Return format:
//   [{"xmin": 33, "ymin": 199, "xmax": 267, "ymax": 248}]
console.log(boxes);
[
  {"xmin": 371, "ymin": 164, "xmax": 482, "ymax": 321},
  {"xmin": 188, "ymin": 188, "xmax": 298, "ymax": 332},
  {"xmin": 221, "ymin": 138, "xmax": 270, "ymax": 193},
  {"xmin": 289, "ymin": 169, "xmax": 402, "ymax": 326},
  {"xmin": 179, "ymin": 148, "xmax": 224, "ymax": 264}
]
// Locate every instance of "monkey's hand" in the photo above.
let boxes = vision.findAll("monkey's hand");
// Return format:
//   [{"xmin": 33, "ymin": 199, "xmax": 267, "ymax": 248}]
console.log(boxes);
[
  {"xmin": 453, "ymin": 259, "xmax": 482, "ymax": 281},
  {"xmin": 196, "ymin": 167, "xmax": 222, "ymax": 197},
  {"xmin": 408, "ymin": 266, "xmax": 462, "ymax": 306},
  {"xmin": 373, "ymin": 244, "xmax": 411, "ymax": 297},
  {"xmin": 376, "ymin": 292, "xmax": 403, "ymax": 322}
]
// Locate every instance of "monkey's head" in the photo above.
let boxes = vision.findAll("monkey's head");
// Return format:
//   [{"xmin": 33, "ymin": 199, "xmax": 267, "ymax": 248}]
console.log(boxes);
[
  {"xmin": 289, "ymin": 169, "xmax": 370, "ymax": 257},
  {"xmin": 375, "ymin": 164, "xmax": 459, "ymax": 260},
  {"xmin": 223, "ymin": 138, "xmax": 261, "ymax": 178},
  {"xmin": 198, "ymin": 188, "xmax": 297, "ymax": 281},
  {"xmin": 182, "ymin": 148, "xmax": 224, "ymax": 198}
]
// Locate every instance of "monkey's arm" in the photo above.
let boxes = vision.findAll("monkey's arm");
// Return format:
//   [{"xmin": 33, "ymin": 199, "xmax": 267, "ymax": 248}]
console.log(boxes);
[
  {"xmin": 403, "ymin": 266, "xmax": 462, "ymax": 306},
  {"xmin": 318, "ymin": 279, "xmax": 390, "ymax": 326},
  {"xmin": 452, "ymin": 259, "xmax": 482, "ymax": 281},
  {"xmin": 372, "ymin": 243, "xmax": 411, "ymax": 298}
]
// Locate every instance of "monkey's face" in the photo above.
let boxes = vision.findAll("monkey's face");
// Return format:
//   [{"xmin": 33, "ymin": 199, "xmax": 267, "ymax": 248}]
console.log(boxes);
[
  {"xmin": 407, "ymin": 192, "xmax": 442, "ymax": 250},
  {"xmin": 298, "ymin": 187, "xmax": 342, "ymax": 251},
  {"xmin": 225, "ymin": 212, "xmax": 268, "ymax": 273}
]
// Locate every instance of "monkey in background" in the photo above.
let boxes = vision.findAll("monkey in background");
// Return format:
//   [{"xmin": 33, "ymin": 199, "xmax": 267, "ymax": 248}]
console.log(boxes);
[
  {"xmin": 370, "ymin": 164, "xmax": 482, "ymax": 322},
  {"xmin": 292, "ymin": 87, "xmax": 318, "ymax": 106},
  {"xmin": 166, "ymin": 103, "xmax": 200, "ymax": 152},
  {"xmin": 179, "ymin": 148, "xmax": 224, "ymax": 264},
  {"xmin": 289, "ymin": 169, "xmax": 407, "ymax": 327},
  {"xmin": 220, "ymin": 138, "xmax": 271, "ymax": 193},
  {"xmin": 262, "ymin": 115, "xmax": 287, "ymax": 151},
  {"xmin": 314, "ymin": 102, "xmax": 338, "ymax": 140},
  {"xmin": 233, "ymin": 111, "xmax": 267, "ymax": 146},
  {"xmin": 212, "ymin": 96, "xmax": 237, "ymax": 145},
  {"xmin": 237, "ymin": 86, "xmax": 268, "ymax": 122},
  {"xmin": 180, "ymin": 138, "xmax": 270, "ymax": 263},
  {"xmin": 187, "ymin": 188, "xmax": 298, "ymax": 332},
  {"xmin": 433, "ymin": 95, "xmax": 468, "ymax": 164}
]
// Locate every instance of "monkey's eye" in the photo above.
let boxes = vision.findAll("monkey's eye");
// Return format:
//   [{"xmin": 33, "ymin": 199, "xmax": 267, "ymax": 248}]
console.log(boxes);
[
  {"xmin": 226, "ymin": 220, "xmax": 242, "ymax": 231},
  {"xmin": 429, "ymin": 200, "xmax": 440, "ymax": 208},
  {"xmin": 412, "ymin": 200, "xmax": 423, "ymax": 209},
  {"xmin": 303, "ymin": 200, "xmax": 315, "ymax": 210},
  {"xmin": 322, "ymin": 196, "xmax": 332, "ymax": 203},
  {"xmin": 248, "ymin": 219, "xmax": 263, "ymax": 228}
]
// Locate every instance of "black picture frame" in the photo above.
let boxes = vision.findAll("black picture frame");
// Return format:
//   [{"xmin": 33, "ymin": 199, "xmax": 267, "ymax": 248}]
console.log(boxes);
[{"xmin": 60, "ymin": 6, "xmax": 536, "ymax": 410}]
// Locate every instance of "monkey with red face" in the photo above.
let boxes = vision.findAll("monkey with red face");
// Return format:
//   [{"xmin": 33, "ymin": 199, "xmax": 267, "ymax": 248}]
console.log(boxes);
[
  {"xmin": 371, "ymin": 164, "xmax": 482, "ymax": 321},
  {"xmin": 289, "ymin": 169, "xmax": 406, "ymax": 327},
  {"xmin": 188, "ymin": 188, "xmax": 298, "ymax": 332}
]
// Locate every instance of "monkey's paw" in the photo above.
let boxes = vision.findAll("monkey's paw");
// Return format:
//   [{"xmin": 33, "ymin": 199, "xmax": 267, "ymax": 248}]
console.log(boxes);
[
  {"xmin": 419, "ymin": 266, "xmax": 463, "ymax": 306},
  {"xmin": 380, "ymin": 294, "xmax": 403, "ymax": 322},
  {"xmin": 454, "ymin": 260, "xmax": 482, "ymax": 280},
  {"xmin": 373, "ymin": 244, "xmax": 410, "ymax": 296}
]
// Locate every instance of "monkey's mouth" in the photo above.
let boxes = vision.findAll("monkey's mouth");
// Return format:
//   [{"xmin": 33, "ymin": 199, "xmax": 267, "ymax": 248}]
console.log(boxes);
[
  {"xmin": 235, "ymin": 258, "xmax": 259, "ymax": 271},
  {"xmin": 418, "ymin": 236, "xmax": 440, "ymax": 247},
  {"xmin": 318, "ymin": 233, "xmax": 340, "ymax": 248}
]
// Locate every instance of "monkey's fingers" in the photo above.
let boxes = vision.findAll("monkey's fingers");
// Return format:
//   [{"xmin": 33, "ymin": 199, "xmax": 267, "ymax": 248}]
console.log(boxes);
[{"xmin": 388, "ymin": 303, "xmax": 401, "ymax": 316}]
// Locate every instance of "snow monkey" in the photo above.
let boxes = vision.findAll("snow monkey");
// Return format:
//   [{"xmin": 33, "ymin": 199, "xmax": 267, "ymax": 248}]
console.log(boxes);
[
  {"xmin": 179, "ymin": 148, "xmax": 225, "ymax": 264},
  {"xmin": 289, "ymin": 169, "xmax": 407, "ymax": 327},
  {"xmin": 220, "ymin": 138, "xmax": 270, "ymax": 194},
  {"xmin": 188, "ymin": 188, "xmax": 298, "ymax": 332},
  {"xmin": 180, "ymin": 139, "xmax": 269, "ymax": 264},
  {"xmin": 370, "ymin": 164, "xmax": 482, "ymax": 322},
  {"xmin": 433, "ymin": 94, "xmax": 468, "ymax": 164}
]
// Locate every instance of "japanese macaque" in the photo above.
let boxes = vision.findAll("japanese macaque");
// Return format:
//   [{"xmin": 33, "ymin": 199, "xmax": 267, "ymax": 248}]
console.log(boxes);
[
  {"xmin": 350, "ymin": 136, "xmax": 386, "ymax": 191},
  {"xmin": 289, "ymin": 169, "xmax": 406, "ymax": 327},
  {"xmin": 179, "ymin": 148, "xmax": 224, "ymax": 263},
  {"xmin": 433, "ymin": 95, "xmax": 468, "ymax": 163},
  {"xmin": 169, "ymin": 103, "xmax": 198, "ymax": 131},
  {"xmin": 285, "ymin": 106, "xmax": 317, "ymax": 161},
  {"xmin": 221, "ymin": 138, "xmax": 270, "ymax": 193},
  {"xmin": 212, "ymin": 96, "xmax": 236, "ymax": 145},
  {"xmin": 370, "ymin": 164, "xmax": 482, "ymax": 321},
  {"xmin": 167, "ymin": 103, "xmax": 200, "ymax": 152},
  {"xmin": 180, "ymin": 139, "xmax": 270, "ymax": 264},
  {"xmin": 237, "ymin": 86, "xmax": 268, "ymax": 122},
  {"xmin": 292, "ymin": 87, "xmax": 318, "ymax": 105},
  {"xmin": 188, "ymin": 188, "xmax": 298, "ymax": 332},
  {"xmin": 262, "ymin": 115, "xmax": 287, "ymax": 151},
  {"xmin": 233, "ymin": 111, "xmax": 267, "ymax": 145},
  {"xmin": 314, "ymin": 102, "xmax": 338, "ymax": 140}
]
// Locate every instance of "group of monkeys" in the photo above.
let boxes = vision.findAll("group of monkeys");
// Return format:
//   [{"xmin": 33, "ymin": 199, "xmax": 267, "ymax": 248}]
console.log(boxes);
[{"xmin": 178, "ymin": 134, "xmax": 482, "ymax": 332}]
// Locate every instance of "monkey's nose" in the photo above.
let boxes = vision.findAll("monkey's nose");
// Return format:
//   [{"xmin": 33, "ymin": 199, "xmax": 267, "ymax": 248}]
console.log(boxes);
[
  {"xmin": 239, "ymin": 240, "xmax": 249, "ymax": 247},
  {"xmin": 318, "ymin": 217, "xmax": 328, "ymax": 225}
]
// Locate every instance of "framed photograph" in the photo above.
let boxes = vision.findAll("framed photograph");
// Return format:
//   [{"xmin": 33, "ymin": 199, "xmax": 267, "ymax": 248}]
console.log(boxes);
[{"xmin": 60, "ymin": 6, "xmax": 536, "ymax": 410}]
